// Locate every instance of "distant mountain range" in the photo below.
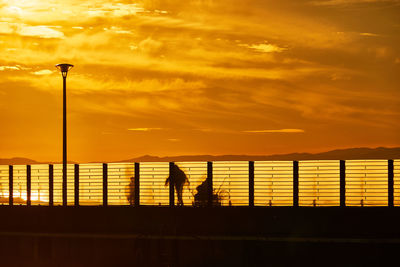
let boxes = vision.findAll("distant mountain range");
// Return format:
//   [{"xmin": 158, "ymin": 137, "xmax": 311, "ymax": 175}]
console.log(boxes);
[{"xmin": 1, "ymin": 147, "xmax": 399, "ymax": 165}]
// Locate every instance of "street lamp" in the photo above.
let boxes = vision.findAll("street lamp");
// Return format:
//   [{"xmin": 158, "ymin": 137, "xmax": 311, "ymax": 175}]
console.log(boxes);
[{"xmin": 56, "ymin": 63, "xmax": 73, "ymax": 206}]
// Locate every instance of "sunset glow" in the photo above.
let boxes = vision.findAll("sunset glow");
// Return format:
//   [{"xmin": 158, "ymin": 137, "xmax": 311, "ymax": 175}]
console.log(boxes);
[{"xmin": 0, "ymin": 0, "xmax": 399, "ymax": 162}]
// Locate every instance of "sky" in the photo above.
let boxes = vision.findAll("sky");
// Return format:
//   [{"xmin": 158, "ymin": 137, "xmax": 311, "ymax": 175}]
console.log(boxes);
[{"xmin": 0, "ymin": 0, "xmax": 399, "ymax": 162}]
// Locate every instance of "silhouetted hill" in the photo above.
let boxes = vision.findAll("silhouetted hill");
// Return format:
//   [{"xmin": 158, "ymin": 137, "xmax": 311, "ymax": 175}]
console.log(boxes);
[
  {"xmin": 0, "ymin": 157, "xmax": 40, "ymax": 165},
  {"xmin": 0, "ymin": 158, "xmax": 76, "ymax": 165},
  {"xmin": 123, "ymin": 147, "xmax": 400, "ymax": 162},
  {"xmin": 1, "ymin": 147, "xmax": 399, "ymax": 165}
]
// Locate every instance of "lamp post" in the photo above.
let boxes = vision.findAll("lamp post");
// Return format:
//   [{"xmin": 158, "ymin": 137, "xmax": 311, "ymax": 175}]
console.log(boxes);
[{"xmin": 55, "ymin": 63, "xmax": 73, "ymax": 206}]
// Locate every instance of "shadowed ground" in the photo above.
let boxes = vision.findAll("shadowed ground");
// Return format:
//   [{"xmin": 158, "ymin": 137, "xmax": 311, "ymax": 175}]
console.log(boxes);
[{"xmin": 0, "ymin": 206, "xmax": 399, "ymax": 266}]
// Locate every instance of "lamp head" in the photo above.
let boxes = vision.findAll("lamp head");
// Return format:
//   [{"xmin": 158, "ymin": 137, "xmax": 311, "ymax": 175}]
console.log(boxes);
[{"xmin": 56, "ymin": 63, "xmax": 74, "ymax": 78}]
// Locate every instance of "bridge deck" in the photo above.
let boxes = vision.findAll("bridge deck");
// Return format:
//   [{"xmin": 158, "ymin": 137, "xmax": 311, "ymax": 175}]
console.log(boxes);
[{"xmin": 1, "ymin": 206, "xmax": 400, "ymax": 266}]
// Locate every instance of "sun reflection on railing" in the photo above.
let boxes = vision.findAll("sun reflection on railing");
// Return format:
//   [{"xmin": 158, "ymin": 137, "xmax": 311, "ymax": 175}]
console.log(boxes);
[{"xmin": 0, "ymin": 190, "xmax": 49, "ymax": 204}]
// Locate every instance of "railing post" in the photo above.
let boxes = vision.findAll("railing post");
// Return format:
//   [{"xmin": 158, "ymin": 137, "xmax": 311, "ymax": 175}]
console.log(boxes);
[
  {"xmin": 340, "ymin": 160, "xmax": 346, "ymax": 207},
  {"xmin": 249, "ymin": 161, "xmax": 254, "ymax": 207},
  {"xmin": 27, "ymin": 165, "xmax": 31, "ymax": 206},
  {"xmin": 74, "ymin": 164, "xmax": 79, "ymax": 207},
  {"xmin": 207, "ymin": 161, "xmax": 213, "ymax": 207},
  {"xmin": 388, "ymin": 159, "xmax": 394, "ymax": 207},
  {"xmin": 49, "ymin": 165, "xmax": 53, "ymax": 206},
  {"xmin": 62, "ymin": 165, "xmax": 67, "ymax": 207},
  {"xmin": 9, "ymin": 165, "xmax": 13, "ymax": 206},
  {"xmin": 103, "ymin": 163, "xmax": 108, "ymax": 207},
  {"xmin": 134, "ymin": 162, "xmax": 140, "ymax": 207},
  {"xmin": 169, "ymin": 162, "xmax": 175, "ymax": 207},
  {"xmin": 293, "ymin": 161, "xmax": 299, "ymax": 207}
]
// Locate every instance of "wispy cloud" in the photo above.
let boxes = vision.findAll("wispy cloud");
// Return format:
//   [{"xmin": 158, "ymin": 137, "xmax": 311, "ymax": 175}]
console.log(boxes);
[
  {"xmin": 86, "ymin": 3, "xmax": 145, "ymax": 17},
  {"xmin": 239, "ymin": 43, "xmax": 287, "ymax": 53},
  {"xmin": 19, "ymin": 25, "xmax": 64, "ymax": 39},
  {"xmin": 103, "ymin": 26, "xmax": 134, "ymax": 35},
  {"xmin": 0, "ymin": 22, "xmax": 64, "ymax": 39},
  {"xmin": 31, "ymin": 69, "xmax": 53, "ymax": 75},
  {"xmin": 243, "ymin": 129, "xmax": 305, "ymax": 133},
  {"xmin": 0, "ymin": 66, "xmax": 20, "ymax": 71},
  {"xmin": 128, "ymin": 128, "xmax": 163, "ymax": 132},
  {"xmin": 360, "ymin": 32, "xmax": 380, "ymax": 37}
]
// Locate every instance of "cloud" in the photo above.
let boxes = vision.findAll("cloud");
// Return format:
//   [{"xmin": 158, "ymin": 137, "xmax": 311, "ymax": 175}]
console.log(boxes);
[
  {"xmin": 128, "ymin": 128, "xmax": 163, "ymax": 131},
  {"xmin": 239, "ymin": 43, "xmax": 287, "ymax": 53},
  {"xmin": 0, "ymin": 22, "xmax": 13, "ymax": 34},
  {"xmin": 243, "ymin": 129, "xmax": 305, "ymax": 133},
  {"xmin": 0, "ymin": 66, "xmax": 20, "ymax": 71},
  {"xmin": 138, "ymin": 37, "xmax": 163, "ymax": 55},
  {"xmin": 74, "ymin": 77, "xmax": 204, "ymax": 94},
  {"xmin": 103, "ymin": 26, "xmax": 134, "ymax": 35},
  {"xmin": 86, "ymin": 3, "xmax": 145, "ymax": 18},
  {"xmin": 360, "ymin": 32, "xmax": 379, "ymax": 37},
  {"xmin": 129, "ymin": 44, "xmax": 138, "ymax": 50},
  {"xmin": 0, "ymin": 22, "xmax": 64, "ymax": 39},
  {"xmin": 19, "ymin": 25, "xmax": 64, "ymax": 39},
  {"xmin": 31, "ymin": 69, "xmax": 53, "ymax": 75}
]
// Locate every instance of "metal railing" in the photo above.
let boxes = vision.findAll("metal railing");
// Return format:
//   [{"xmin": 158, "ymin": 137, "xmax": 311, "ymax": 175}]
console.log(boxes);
[{"xmin": 0, "ymin": 160, "xmax": 398, "ymax": 207}]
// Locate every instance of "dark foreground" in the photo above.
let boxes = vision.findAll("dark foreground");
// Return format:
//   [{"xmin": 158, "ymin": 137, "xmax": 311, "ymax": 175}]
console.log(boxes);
[{"xmin": 1, "ymin": 206, "xmax": 400, "ymax": 266}]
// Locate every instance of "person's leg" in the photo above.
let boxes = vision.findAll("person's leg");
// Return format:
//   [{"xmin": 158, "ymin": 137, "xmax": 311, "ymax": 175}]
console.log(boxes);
[{"xmin": 176, "ymin": 184, "xmax": 184, "ymax": 206}]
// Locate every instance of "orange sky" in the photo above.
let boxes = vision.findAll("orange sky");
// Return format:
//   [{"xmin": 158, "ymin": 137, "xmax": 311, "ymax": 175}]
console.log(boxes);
[{"xmin": 0, "ymin": 0, "xmax": 399, "ymax": 162}]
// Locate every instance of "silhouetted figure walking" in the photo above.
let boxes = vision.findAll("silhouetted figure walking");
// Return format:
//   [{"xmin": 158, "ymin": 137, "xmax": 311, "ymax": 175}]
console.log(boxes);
[{"xmin": 165, "ymin": 164, "xmax": 189, "ymax": 206}]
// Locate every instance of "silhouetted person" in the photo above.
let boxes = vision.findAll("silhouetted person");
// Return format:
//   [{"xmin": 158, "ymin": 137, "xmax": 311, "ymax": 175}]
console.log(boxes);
[
  {"xmin": 165, "ymin": 164, "xmax": 189, "ymax": 206},
  {"xmin": 126, "ymin": 176, "xmax": 135, "ymax": 206},
  {"xmin": 194, "ymin": 179, "xmax": 208, "ymax": 206},
  {"xmin": 194, "ymin": 178, "xmax": 222, "ymax": 207}
]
